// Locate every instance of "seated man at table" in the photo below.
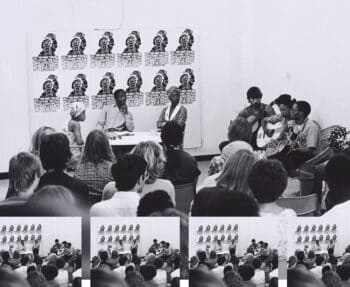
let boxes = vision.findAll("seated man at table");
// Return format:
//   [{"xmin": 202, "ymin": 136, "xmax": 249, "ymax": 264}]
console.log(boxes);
[
  {"xmin": 90, "ymin": 154, "xmax": 147, "ymax": 216},
  {"xmin": 97, "ymin": 89, "xmax": 134, "ymax": 132}
]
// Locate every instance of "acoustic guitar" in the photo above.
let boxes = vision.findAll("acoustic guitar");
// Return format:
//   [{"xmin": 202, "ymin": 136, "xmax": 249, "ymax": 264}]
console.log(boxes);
[
  {"xmin": 264, "ymin": 128, "xmax": 300, "ymax": 157},
  {"xmin": 256, "ymin": 122, "xmax": 285, "ymax": 148}
]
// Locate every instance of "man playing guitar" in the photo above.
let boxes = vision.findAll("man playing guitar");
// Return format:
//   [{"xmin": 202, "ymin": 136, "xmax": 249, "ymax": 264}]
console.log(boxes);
[{"xmin": 237, "ymin": 87, "xmax": 275, "ymax": 149}]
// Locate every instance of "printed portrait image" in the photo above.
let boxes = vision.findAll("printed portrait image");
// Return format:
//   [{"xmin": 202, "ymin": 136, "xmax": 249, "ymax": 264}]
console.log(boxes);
[
  {"xmin": 123, "ymin": 31, "xmax": 141, "ymax": 53},
  {"xmin": 96, "ymin": 32, "xmax": 114, "ymax": 55},
  {"xmin": 126, "ymin": 71, "xmax": 142, "ymax": 93},
  {"xmin": 69, "ymin": 74, "xmax": 88, "ymax": 97},
  {"xmin": 176, "ymin": 29, "xmax": 194, "ymax": 52},
  {"xmin": 179, "ymin": 68, "xmax": 195, "ymax": 90},
  {"xmin": 40, "ymin": 75, "xmax": 59, "ymax": 98},
  {"xmin": 67, "ymin": 32, "xmax": 86, "ymax": 55},
  {"xmin": 97, "ymin": 72, "xmax": 116, "ymax": 95},
  {"xmin": 150, "ymin": 30, "xmax": 168, "ymax": 52},
  {"xmin": 151, "ymin": 70, "xmax": 168, "ymax": 92},
  {"xmin": 38, "ymin": 33, "xmax": 57, "ymax": 57}
]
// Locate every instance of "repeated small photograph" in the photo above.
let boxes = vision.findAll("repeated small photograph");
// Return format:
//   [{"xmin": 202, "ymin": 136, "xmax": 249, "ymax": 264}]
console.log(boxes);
[
  {"xmin": 189, "ymin": 217, "xmax": 279, "ymax": 287},
  {"xmin": 0, "ymin": 217, "xmax": 82, "ymax": 286},
  {"xmin": 287, "ymin": 216, "xmax": 350, "ymax": 286},
  {"xmin": 90, "ymin": 217, "xmax": 181, "ymax": 286}
]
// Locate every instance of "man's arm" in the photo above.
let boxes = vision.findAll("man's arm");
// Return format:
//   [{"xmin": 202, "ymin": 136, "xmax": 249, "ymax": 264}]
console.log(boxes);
[
  {"xmin": 156, "ymin": 108, "xmax": 166, "ymax": 129},
  {"xmin": 177, "ymin": 107, "xmax": 187, "ymax": 128}
]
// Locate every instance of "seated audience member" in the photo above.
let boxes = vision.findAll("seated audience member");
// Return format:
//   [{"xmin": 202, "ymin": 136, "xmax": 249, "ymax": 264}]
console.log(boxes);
[
  {"xmin": 125, "ymin": 270, "xmax": 146, "ymax": 287},
  {"xmin": 27, "ymin": 270, "xmax": 47, "ymax": 287},
  {"xmin": 236, "ymin": 86, "xmax": 275, "ymax": 149},
  {"xmin": 0, "ymin": 268, "xmax": 30, "ymax": 287},
  {"xmin": 30, "ymin": 126, "xmax": 55, "ymax": 157},
  {"xmin": 237, "ymin": 265, "xmax": 257, "ymax": 287},
  {"xmin": 323, "ymin": 155, "xmax": 350, "ymax": 216},
  {"xmin": 310, "ymin": 256, "xmax": 325, "ymax": 279},
  {"xmin": 198, "ymin": 149, "xmax": 256, "ymax": 196},
  {"xmin": 11, "ymin": 251, "xmax": 21, "ymax": 268},
  {"xmin": 37, "ymin": 133, "xmax": 89, "ymax": 210},
  {"xmin": 129, "ymin": 141, "xmax": 175, "ymax": 204},
  {"xmin": 90, "ymin": 154, "xmax": 147, "ymax": 216},
  {"xmin": 209, "ymin": 118, "xmax": 253, "ymax": 175},
  {"xmin": 74, "ymin": 129, "xmax": 115, "ymax": 196},
  {"xmin": 14, "ymin": 256, "xmax": 30, "ymax": 279},
  {"xmin": 211, "ymin": 256, "xmax": 227, "ymax": 279},
  {"xmin": 105, "ymin": 250, "xmax": 119, "ymax": 269},
  {"xmin": 288, "ymin": 268, "xmax": 325, "ymax": 287},
  {"xmin": 137, "ymin": 190, "xmax": 174, "ymax": 216},
  {"xmin": 0, "ymin": 153, "xmax": 41, "ymax": 215},
  {"xmin": 191, "ymin": 187, "xmax": 259, "ymax": 216},
  {"xmin": 157, "ymin": 86, "xmax": 187, "ymax": 130},
  {"xmin": 336, "ymin": 265, "xmax": 350, "ymax": 286},
  {"xmin": 248, "ymin": 159, "xmax": 296, "ymax": 216},
  {"xmin": 113, "ymin": 255, "xmax": 128, "ymax": 278},
  {"xmin": 161, "ymin": 121, "xmax": 201, "ymax": 185},
  {"xmin": 154, "ymin": 257, "xmax": 167, "ymax": 287},
  {"xmin": 223, "ymin": 270, "xmax": 244, "ymax": 287},
  {"xmin": 295, "ymin": 250, "xmax": 307, "ymax": 268},
  {"xmin": 305, "ymin": 250, "xmax": 316, "ymax": 268},
  {"xmin": 1, "ymin": 251, "xmax": 15, "ymax": 269},
  {"xmin": 251, "ymin": 258, "xmax": 265, "ymax": 287},
  {"xmin": 322, "ymin": 270, "xmax": 341, "ymax": 287},
  {"xmin": 42, "ymin": 264, "xmax": 60, "ymax": 287},
  {"xmin": 322, "ymin": 266, "xmax": 332, "ymax": 275},
  {"xmin": 189, "ymin": 268, "xmax": 226, "ymax": 287},
  {"xmin": 91, "ymin": 268, "xmax": 128, "ymax": 287},
  {"xmin": 96, "ymin": 89, "xmax": 134, "ymax": 132},
  {"xmin": 140, "ymin": 264, "xmax": 158, "ymax": 287},
  {"xmin": 270, "ymin": 100, "xmax": 320, "ymax": 175},
  {"xmin": 55, "ymin": 257, "xmax": 69, "ymax": 287}
]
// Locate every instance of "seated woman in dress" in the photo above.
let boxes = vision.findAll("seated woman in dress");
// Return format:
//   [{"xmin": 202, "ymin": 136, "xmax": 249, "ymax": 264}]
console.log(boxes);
[
  {"xmin": 157, "ymin": 86, "xmax": 187, "ymax": 131},
  {"xmin": 74, "ymin": 129, "xmax": 115, "ymax": 197}
]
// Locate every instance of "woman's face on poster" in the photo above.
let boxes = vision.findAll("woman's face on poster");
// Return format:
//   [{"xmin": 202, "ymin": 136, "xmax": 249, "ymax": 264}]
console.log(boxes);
[
  {"xmin": 43, "ymin": 39, "xmax": 52, "ymax": 52},
  {"xmin": 128, "ymin": 76, "xmax": 137, "ymax": 89},
  {"xmin": 44, "ymin": 80, "xmax": 53, "ymax": 93},
  {"xmin": 180, "ymin": 35, "xmax": 188, "ymax": 48},
  {"xmin": 181, "ymin": 74, "xmax": 190, "ymax": 86},
  {"xmin": 126, "ymin": 36, "xmax": 135, "ymax": 49},
  {"xmin": 73, "ymin": 79, "xmax": 82, "ymax": 93},
  {"xmin": 101, "ymin": 78, "xmax": 110, "ymax": 90},
  {"xmin": 154, "ymin": 36, "xmax": 162, "ymax": 49},
  {"xmin": 100, "ymin": 37, "xmax": 109, "ymax": 49},
  {"xmin": 72, "ymin": 38, "xmax": 80, "ymax": 51},
  {"xmin": 154, "ymin": 75, "xmax": 162, "ymax": 87}
]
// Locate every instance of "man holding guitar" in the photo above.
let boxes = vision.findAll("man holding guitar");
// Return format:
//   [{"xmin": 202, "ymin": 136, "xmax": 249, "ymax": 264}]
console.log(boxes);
[{"xmin": 237, "ymin": 87, "xmax": 275, "ymax": 149}]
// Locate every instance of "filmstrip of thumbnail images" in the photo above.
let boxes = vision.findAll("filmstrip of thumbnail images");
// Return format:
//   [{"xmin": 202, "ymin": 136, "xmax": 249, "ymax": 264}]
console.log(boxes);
[
  {"xmin": 0, "ymin": 217, "xmax": 82, "ymax": 287},
  {"xmin": 288, "ymin": 217, "xmax": 350, "ymax": 287}
]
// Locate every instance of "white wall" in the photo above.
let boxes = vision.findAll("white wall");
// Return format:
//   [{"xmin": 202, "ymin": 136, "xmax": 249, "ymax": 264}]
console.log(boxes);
[
  {"xmin": 2, "ymin": 0, "xmax": 350, "ymax": 172},
  {"xmin": 91, "ymin": 217, "xmax": 180, "ymax": 258},
  {"xmin": 189, "ymin": 217, "xmax": 279, "ymax": 257},
  {"xmin": 0, "ymin": 217, "xmax": 81, "ymax": 257}
]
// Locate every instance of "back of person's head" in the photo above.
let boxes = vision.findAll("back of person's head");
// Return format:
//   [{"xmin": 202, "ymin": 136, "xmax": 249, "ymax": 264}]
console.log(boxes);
[
  {"xmin": 316, "ymin": 256, "xmax": 325, "ymax": 266},
  {"xmin": 73, "ymin": 277, "xmax": 82, "ymax": 287},
  {"xmin": 137, "ymin": 190, "xmax": 174, "ymax": 216},
  {"xmin": 227, "ymin": 118, "xmax": 252, "ymax": 143},
  {"xmin": 161, "ymin": 121, "xmax": 184, "ymax": 148},
  {"xmin": 42, "ymin": 264, "xmax": 58, "ymax": 281},
  {"xmin": 100, "ymin": 251, "xmax": 109, "ymax": 262},
  {"xmin": 154, "ymin": 257, "xmax": 164, "ymax": 269},
  {"xmin": 336, "ymin": 265, "xmax": 350, "ymax": 281},
  {"xmin": 20, "ymin": 256, "xmax": 30, "ymax": 266},
  {"xmin": 325, "ymin": 155, "xmax": 350, "ymax": 193},
  {"xmin": 238, "ymin": 265, "xmax": 255, "ymax": 281},
  {"xmin": 308, "ymin": 250, "xmax": 315, "ymax": 259},
  {"xmin": 27, "ymin": 270, "xmax": 46, "ymax": 287},
  {"xmin": 296, "ymin": 101, "xmax": 311, "ymax": 118},
  {"xmin": 27, "ymin": 265, "xmax": 36, "ymax": 274},
  {"xmin": 91, "ymin": 268, "xmax": 128, "ymax": 287},
  {"xmin": 189, "ymin": 268, "xmax": 226, "ymax": 287},
  {"xmin": 55, "ymin": 257, "xmax": 66, "ymax": 269},
  {"xmin": 7, "ymin": 152, "xmax": 41, "ymax": 199},
  {"xmin": 246, "ymin": 86, "xmax": 263, "ymax": 100},
  {"xmin": 217, "ymin": 256, "xmax": 226, "ymax": 266},
  {"xmin": 248, "ymin": 159, "xmax": 288, "ymax": 203},
  {"xmin": 125, "ymin": 265, "xmax": 134, "ymax": 274},
  {"xmin": 231, "ymin": 255, "xmax": 240, "ymax": 266},
  {"xmin": 252, "ymin": 258, "xmax": 262, "ymax": 269},
  {"xmin": 191, "ymin": 187, "xmax": 259, "ymax": 216},
  {"xmin": 322, "ymin": 270, "xmax": 341, "ymax": 287},
  {"xmin": 288, "ymin": 268, "xmax": 325, "ymax": 287},
  {"xmin": 26, "ymin": 185, "xmax": 78, "ymax": 216},
  {"xmin": 81, "ymin": 129, "xmax": 115, "ymax": 164},
  {"xmin": 274, "ymin": 94, "xmax": 295, "ymax": 108},
  {"xmin": 125, "ymin": 270, "xmax": 145, "ymax": 287},
  {"xmin": 216, "ymin": 150, "xmax": 256, "ymax": 194},
  {"xmin": 140, "ymin": 264, "xmax": 157, "ymax": 281},
  {"xmin": 323, "ymin": 265, "xmax": 331, "ymax": 274},
  {"xmin": 223, "ymin": 265, "xmax": 233, "ymax": 274},
  {"xmin": 30, "ymin": 126, "xmax": 55, "ymax": 156},
  {"xmin": 111, "ymin": 154, "xmax": 147, "ymax": 191},
  {"xmin": 119, "ymin": 255, "xmax": 128, "ymax": 266},
  {"xmin": 197, "ymin": 251, "xmax": 207, "ymax": 262},
  {"xmin": 131, "ymin": 141, "xmax": 166, "ymax": 183},
  {"xmin": 223, "ymin": 270, "xmax": 243, "ymax": 287},
  {"xmin": 111, "ymin": 250, "xmax": 118, "ymax": 259},
  {"xmin": 269, "ymin": 277, "xmax": 278, "ymax": 287},
  {"xmin": 209, "ymin": 250, "xmax": 217, "ymax": 259},
  {"xmin": 296, "ymin": 250, "xmax": 305, "ymax": 261},
  {"xmin": 1, "ymin": 251, "xmax": 10, "ymax": 261}
]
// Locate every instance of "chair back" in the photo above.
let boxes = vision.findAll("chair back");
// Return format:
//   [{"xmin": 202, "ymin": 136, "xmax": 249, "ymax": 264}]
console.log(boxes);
[
  {"xmin": 276, "ymin": 193, "xmax": 318, "ymax": 216},
  {"xmin": 175, "ymin": 181, "xmax": 196, "ymax": 214}
]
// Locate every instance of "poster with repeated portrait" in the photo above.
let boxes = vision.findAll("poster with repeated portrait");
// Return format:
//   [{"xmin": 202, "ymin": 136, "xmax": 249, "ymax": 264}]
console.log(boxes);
[{"xmin": 27, "ymin": 28, "xmax": 201, "ymax": 149}]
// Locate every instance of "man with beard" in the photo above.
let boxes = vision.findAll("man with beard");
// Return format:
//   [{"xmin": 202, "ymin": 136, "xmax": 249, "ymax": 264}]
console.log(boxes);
[{"xmin": 237, "ymin": 86, "xmax": 275, "ymax": 149}]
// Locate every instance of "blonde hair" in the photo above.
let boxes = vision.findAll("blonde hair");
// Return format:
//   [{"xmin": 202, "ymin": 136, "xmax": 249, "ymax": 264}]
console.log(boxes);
[
  {"xmin": 131, "ymin": 141, "xmax": 166, "ymax": 184},
  {"xmin": 30, "ymin": 126, "xmax": 55, "ymax": 156},
  {"xmin": 216, "ymin": 150, "xmax": 257, "ymax": 195}
]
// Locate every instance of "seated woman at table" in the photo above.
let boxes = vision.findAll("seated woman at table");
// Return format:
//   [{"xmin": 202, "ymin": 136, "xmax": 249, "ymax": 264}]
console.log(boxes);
[
  {"xmin": 97, "ymin": 89, "xmax": 134, "ymax": 132},
  {"xmin": 156, "ymin": 86, "xmax": 187, "ymax": 131},
  {"xmin": 160, "ymin": 121, "xmax": 200, "ymax": 185},
  {"xmin": 74, "ymin": 129, "xmax": 115, "ymax": 195}
]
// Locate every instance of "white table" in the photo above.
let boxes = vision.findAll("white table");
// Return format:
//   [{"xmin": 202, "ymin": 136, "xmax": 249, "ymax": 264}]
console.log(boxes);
[{"xmin": 109, "ymin": 131, "xmax": 161, "ymax": 146}]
